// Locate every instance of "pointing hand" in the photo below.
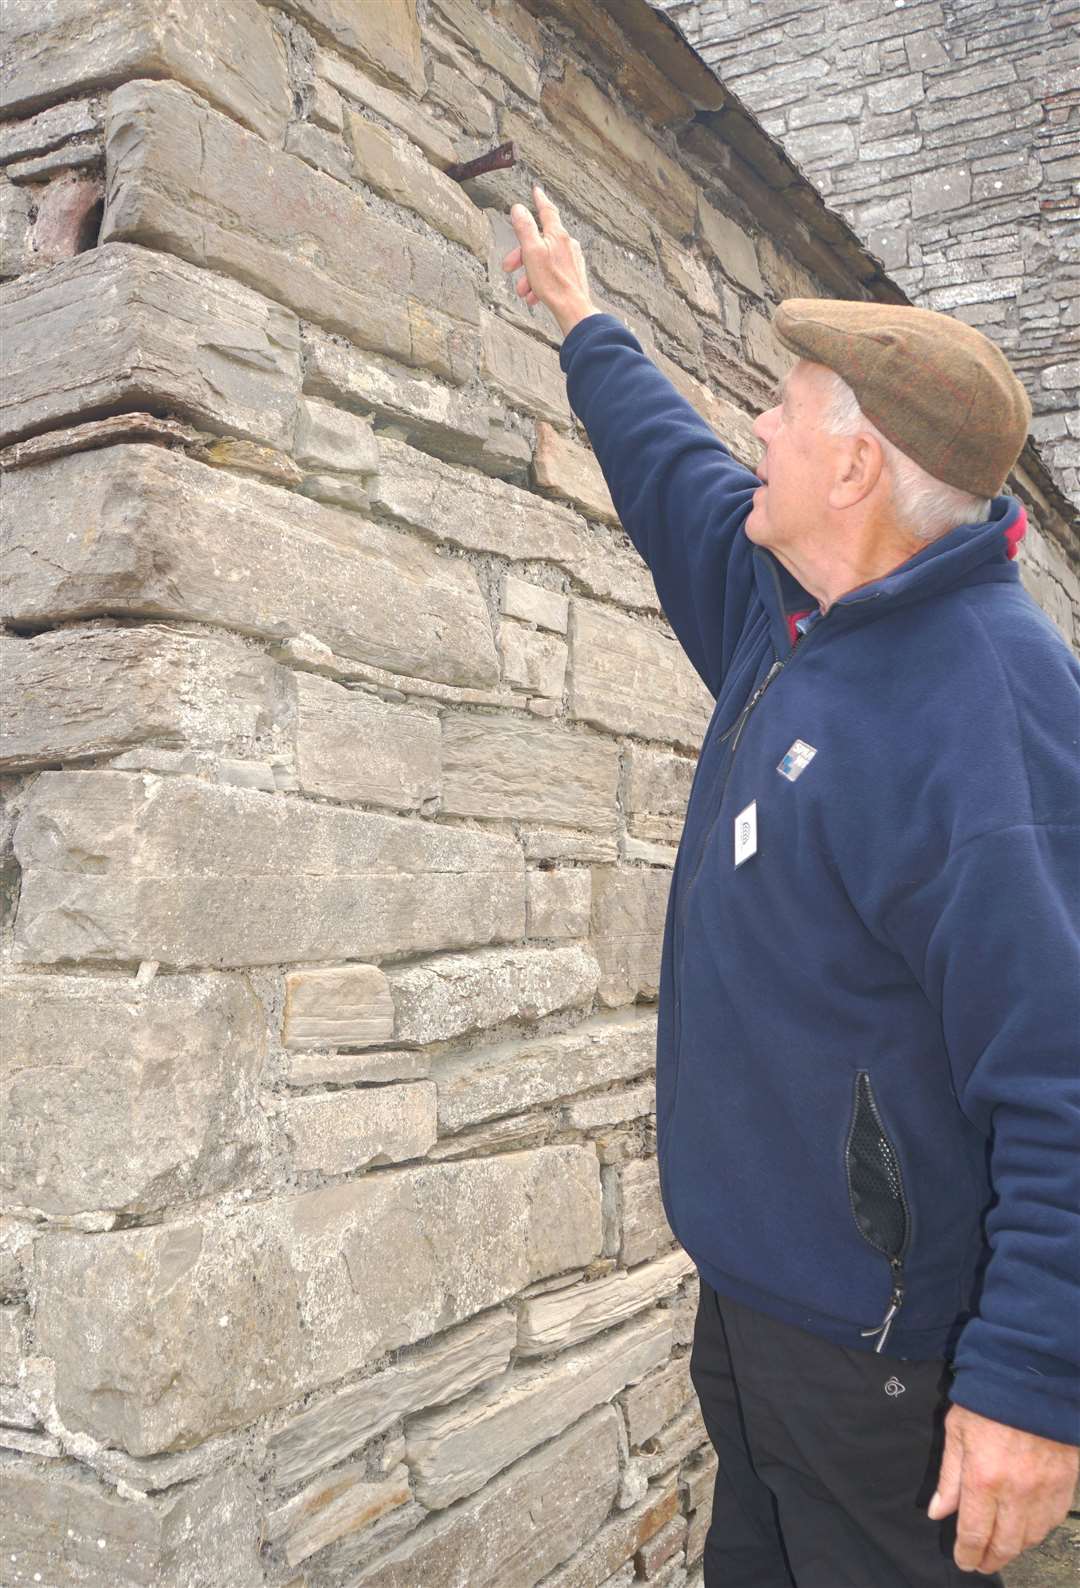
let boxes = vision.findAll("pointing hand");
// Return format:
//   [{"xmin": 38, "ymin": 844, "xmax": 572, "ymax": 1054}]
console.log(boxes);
[{"xmin": 502, "ymin": 183, "xmax": 597, "ymax": 338}]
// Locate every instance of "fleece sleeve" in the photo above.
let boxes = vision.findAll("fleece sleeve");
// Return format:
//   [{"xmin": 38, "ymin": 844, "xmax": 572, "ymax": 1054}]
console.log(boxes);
[
  {"xmin": 559, "ymin": 313, "xmax": 763, "ymax": 697},
  {"xmin": 885, "ymin": 821, "xmax": 1080, "ymax": 1444}
]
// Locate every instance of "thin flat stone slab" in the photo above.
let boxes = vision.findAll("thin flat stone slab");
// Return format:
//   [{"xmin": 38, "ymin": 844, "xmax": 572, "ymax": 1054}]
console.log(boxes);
[
  {"xmin": 568, "ymin": 600, "xmax": 714, "ymax": 750},
  {"xmin": 0, "ymin": 0, "xmax": 289, "ymax": 142},
  {"xmin": 33, "ymin": 1146, "xmax": 602, "ymax": 1454},
  {"xmin": 0, "ymin": 624, "xmax": 280, "ymax": 772},
  {"xmin": 0, "ymin": 971, "xmax": 265, "ymax": 1220},
  {"xmin": 440, "ymin": 714, "xmax": 619, "ymax": 830},
  {"xmin": 404, "ymin": 1311, "xmax": 672, "ymax": 1509},
  {"xmin": 540, "ymin": 1481, "xmax": 681, "ymax": 1588},
  {"xmin": 591, "ymin": 867, "xmax": 672, "ymax": 1007},
  {"xmin": 269, "ymin": 1308, "xmax": 517, "ymax": 1491},
  {"xmin": 351, "ymin": 1406, "xmax": 622, "ymax": 1588},
  {"xmin": 267, "ymin": 1461, "xmax": 412, "ymax": 1569},
  {"xmin": 383, "ymin": 944, "xmax": 600, "ymax": 1045},
  {"xmin": 101, "ymin": 79, "xmax": 478, "ymax": 383},
  {"xmin": 11, "ymin": 772, "xmax": 525, "ymax": 968},
  {"xmin": 275, "ymin": 0, "xmax": 424, "ymax": 96},
  {"xmin": 0, "ymin": 243, "xmax": 300, "ymax": 450},
  {"xmin": 283, "ymin": 965, "xmax": 396, "ymax": 1053},
  {"xmin": 433, "ymin": 1009, "xmax": 657, "ymax": 1131},
  {"xmin": 283, "ymin": 1084, "xmax": 438, "ymax": 1175},
  {"xmin": 0, "ymin": 445, "xmax": 499, "ymax": 690},
  {"xmin": 518, "ymin": 1248, "xmax": 695, "ymax": 1355},
  {"xmin": 0, "ymin": 1459, "xmax": 262, "ymax": 1588}
]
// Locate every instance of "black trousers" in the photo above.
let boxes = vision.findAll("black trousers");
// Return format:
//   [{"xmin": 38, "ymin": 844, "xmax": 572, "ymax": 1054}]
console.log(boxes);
[{"xmin": 689, "ymin": 1278, "xmax": 1004, "ymax": 1587}]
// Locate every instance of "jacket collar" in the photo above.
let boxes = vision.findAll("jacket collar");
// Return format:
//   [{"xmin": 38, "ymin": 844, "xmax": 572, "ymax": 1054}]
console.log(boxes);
[{"xmin": 753, "ymin": 495, "xmax": 1028, "ymax": 656}]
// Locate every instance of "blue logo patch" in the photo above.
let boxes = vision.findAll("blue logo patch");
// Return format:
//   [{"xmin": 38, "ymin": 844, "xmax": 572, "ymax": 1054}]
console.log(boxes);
[{"xmin": 777, "ymin": 740, "xmax": 817, "ymax": 782}]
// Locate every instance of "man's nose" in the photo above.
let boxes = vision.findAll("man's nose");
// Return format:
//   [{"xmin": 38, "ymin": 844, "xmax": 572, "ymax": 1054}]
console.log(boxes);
[{"xmin": 753, "ymin": 405, "xmax": 778, "ymax": 444}]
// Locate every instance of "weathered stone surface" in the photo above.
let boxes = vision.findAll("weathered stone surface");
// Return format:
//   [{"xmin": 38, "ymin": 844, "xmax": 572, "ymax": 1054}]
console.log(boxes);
[
  {"xmin": 0, "ymin": 243, "xmax": 300, "ymax": 449},
  {"xmin": 406, "ymin": 1312, "xmax": 671, "ymax": 1508},
  {"xmin": 526, "ymin": 868, "xmax": 592, "ymax": 940},
  {"xmin": 623, "ymin": 745, "xmax": 696, "ymax": 845},
  {"xmin": 542, "ymin": 63, "xmax": 697, "ymax": 239},
  {"xmin": 35, "ymin": 1147, "xmax": 601, "ymax": 1454},
  {"xmin": 501, "ymin": 575, "xmax": 570, "ymax": 633},
  {"xmin": 636, "ymin": 1513, "xmax": 687, "ymax": 1577},
  {"xmin": 569, "ymin": 601, "xmax": 713, "ymax": 750},
  {"xmin": 619, "ymin": 1156, "xmax": 674, "ymax": 1267},
  {"xmin": 434, "ymin": 1010, "xmax": 657, "ymax": 1131},
  {"xmin": 590, "ymin": 240, "xmax": 703, "ymax": 354},
  {"xmin": 276, "ymin": 0, "xmax": 424, "ymax": 96},
  {"xmin": 1, "ymin": 1460, "xmax": 262, "ymax": 1585},
  {"xmin": 427, "ymin": 1111, "xmax": 550, "ymax": 1160},
  {"xmin": 0, "ymin": 99, "xmax": 101, "ymax": 165},
  {"xmin": 1, "ymin": 972, "xmax": 265, "ymax": 1219},
  {"xmin": 0, "ymin": 624, "xmax": 279, "ymax": 772},
  {"xmin": 286, "ymin": 1047, "xmax": 431, "ymax": 1087},
  {"xmin": 523, "ymin": 827, "xmax": 619, "ymax": 864},
  {"xmin": 696, "ymin": 197, "xmax": 764, "ymax": 297},
  {"xmin": 384, "ymin": 944, "xmax": 600, "ymax": 1046},
  {"xmin": 12, "ymin": 772, "xmax": 524, "ymax": 969},
  {"xmin": 370, "ymin": 436, "xmax": 586, "ymax": 561},
  {"xmin": 441, "ymin": 714, "xmax": 619, "ymax": 830},
  {"xmin": 562, "ymin": 1081, "xmax": 655, "ymax": 1131},
  {"xmin": 0, "ymin": 0, "xmax": 288, "ymax": 143},
  {"xmin": 541, "ymin": 1481, "xmax": 681, "ymax": 1588},
  {"xmin": 680, "ymin": 1449, "xmax": 718, "ymax": 1516},
  {"xmin": 656, "ymin": 235, "xmax": 723, "ymax": 321},
  {"xmin": 623, "ymin": 1355, "xmax": 695, "ymax": 1449},
  {"xmin": 501, "ymin": 110, "xmax": 654, "ymax": 254},
  {"xmin": 101, "ymin": 80, "xmax": 479, "ymax": 385},
  {"xmin": 911, "ymin": 162, "xmax": 972, "ymax": 218},
  {"xmin": 294, "ymin": 395, "xmax": 379, "ymax": 476},
  {"xmin": 431, "ymin": 0, "xmax": 540, "ymax": 99},
  {"xmin": 292, "ymin": 674, "xmax": 441, "ymax": 811},
  {"xmin": 0, "ymin": 180, "xmax": 33, "ymax": 279},
  {"xmin": 653, "ymin": 350, "xmax": 762, "ymax": 468},
  {"xmin": 353, "ymin": 1406, "xmax": 621, "ymax": 1587},
  {"xmin": 518, "ymin": 1248, "xmax": 694, "ymax": 1355},
  {"xmin": 1003, "ymin": 1519, "xmax": 1080, "ymax": 1587},
  {"xmin": 283, "ymin": 965, "xmax": 396, "ymax": 1053},
  {"xmin": 482, "ymin": 312, "xmax": 572, "ymax": 426},
  {"xmin": 591, "ymin": 867, "xmax": 671, "ymax": 1007},
  {"xmin": 23, "ymin": 169, "xmax": 104, "ymax": 267},
  {"xmin": 267, "ymin": 1461, "xmax": 412, "ymax": 1568},
  {"xmin": 346, "ymin": 114, "xmax": 486, "ymax": 256},
  {"xmin": 189, "ymin": 432, "xmax": 303, "ymax": 488},
  {"xmin": 315, "ymin": 49, "xmax": 456, "ymax": 168},
  {"xmin": 270, "ymin": 1308, "xmax": 517, "ymax": 1489},
  {"xmin": 639, "ymin": 1399, "xmax": 709, "ymax": 1480},
  {"xmin": 533, "ymin": 420, "xmax": 619, "ymax": 523},
  {"xmin": 498, "ymin": 621, "xmax": 569, "ymax": 698},
  {"xmin": 0, "ymin": 447, "xmax": 498, "ymax": 690},
  {"xmin": 284, "ymin": 1083, "xmax": 438, "ymax": 1174}
]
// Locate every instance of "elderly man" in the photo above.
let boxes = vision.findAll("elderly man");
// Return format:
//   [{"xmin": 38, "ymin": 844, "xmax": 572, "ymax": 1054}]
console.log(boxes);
[{"xmin": 504, "ymin": 187, "xmax": 1079, "ymax": 1586}]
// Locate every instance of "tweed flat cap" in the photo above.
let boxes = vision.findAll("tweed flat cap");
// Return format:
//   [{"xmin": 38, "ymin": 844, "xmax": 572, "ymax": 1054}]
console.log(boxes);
[{"xmin": 771, "ymin": 299, "xmax": 1031, "ymax": 498}]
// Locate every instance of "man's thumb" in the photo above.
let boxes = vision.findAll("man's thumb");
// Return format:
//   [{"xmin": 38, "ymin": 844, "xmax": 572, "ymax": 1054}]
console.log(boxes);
[{"xmin": 928, "ymin": 1416, "xmax": 963, "ymax": 1520}]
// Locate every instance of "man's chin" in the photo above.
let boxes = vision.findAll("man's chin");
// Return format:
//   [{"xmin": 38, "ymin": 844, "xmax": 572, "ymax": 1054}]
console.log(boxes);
[{"xmin": 745, "ymin": 501, "xmax": 768, "ymax": 544}]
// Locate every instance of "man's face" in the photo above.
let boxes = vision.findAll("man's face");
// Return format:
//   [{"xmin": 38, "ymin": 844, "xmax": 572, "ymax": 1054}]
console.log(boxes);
[{"xmin": 745, "ymin": 361, "xmax": 836, "ymax": 554}]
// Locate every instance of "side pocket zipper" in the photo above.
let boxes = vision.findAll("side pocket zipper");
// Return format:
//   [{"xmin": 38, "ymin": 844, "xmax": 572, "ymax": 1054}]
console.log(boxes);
[{"xmin": 845, "ymin": 1071, "xmax": 911, "ymax": 1353}]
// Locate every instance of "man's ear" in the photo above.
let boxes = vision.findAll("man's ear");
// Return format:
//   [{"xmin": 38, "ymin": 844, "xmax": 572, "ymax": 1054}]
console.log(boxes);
[{"xmin": 828, "ymin": 431, "xmax": 885, "ymax": 509}]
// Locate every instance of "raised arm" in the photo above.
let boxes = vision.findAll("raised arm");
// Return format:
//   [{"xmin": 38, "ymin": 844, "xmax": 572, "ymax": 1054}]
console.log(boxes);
[{"xmin": 504, "ymin": 186, "xmax": 762, "ymax": 695}]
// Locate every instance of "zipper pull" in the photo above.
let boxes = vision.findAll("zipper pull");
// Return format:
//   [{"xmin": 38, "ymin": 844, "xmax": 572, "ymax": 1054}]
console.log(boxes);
[
  {"xmin": 861, "ymin": 1264, "xmax": 905, "ymax": 1354},
  {"xmin": 719, "ymin": 660, "xmax": 784, "ymax": 751}
]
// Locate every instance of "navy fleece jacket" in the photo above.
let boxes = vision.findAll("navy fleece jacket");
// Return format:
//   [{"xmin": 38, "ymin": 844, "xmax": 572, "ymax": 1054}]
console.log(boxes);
[{"xmin": 560, "ymin": 312, "xmax": 1080, "ymax": 1445}]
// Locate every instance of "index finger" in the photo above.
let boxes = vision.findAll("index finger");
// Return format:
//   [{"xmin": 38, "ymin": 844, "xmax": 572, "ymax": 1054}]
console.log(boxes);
[
  {"xmin": 533, "ymin": 183, "xmax": 564, "ymax": 235},
  {"xmin": 953, "ymin": 1483, "xmax": 997, "ymax": 1573}
]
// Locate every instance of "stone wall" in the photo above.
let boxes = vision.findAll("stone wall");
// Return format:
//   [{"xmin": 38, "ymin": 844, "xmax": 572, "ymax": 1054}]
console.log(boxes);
[
  {"xmin": 0, "ymin": 3, "xmax": 1077, "ymax": 1586},
  {"xmin": 660, "ymin": 0, "xmax": 1080, "ymax": 508}
]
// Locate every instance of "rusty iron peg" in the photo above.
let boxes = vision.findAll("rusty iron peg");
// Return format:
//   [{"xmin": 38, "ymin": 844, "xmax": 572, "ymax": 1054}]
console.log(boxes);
[{"xmin": 445, "ymin": 141, "xmax": 516, "ymax": 183}]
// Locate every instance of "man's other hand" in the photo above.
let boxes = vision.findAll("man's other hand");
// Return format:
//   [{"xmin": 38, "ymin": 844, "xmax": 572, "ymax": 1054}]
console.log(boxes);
[
  {"xmin": 927, "ymin": 1402, "xmax": 1079, "ymax": 1574},
  {"xmin": 502, "ymin": 184, "xmax": 597, "ymax": 338}
]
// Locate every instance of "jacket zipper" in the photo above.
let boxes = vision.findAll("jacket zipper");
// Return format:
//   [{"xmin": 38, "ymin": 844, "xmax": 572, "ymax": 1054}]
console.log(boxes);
[
  {"xmin": 847, "ymin": 1072, "xmax": 912, "ymax": 1354},
  {"xmin": 676, "ymin": 614, "xmax": 826, "ymax": 916}
]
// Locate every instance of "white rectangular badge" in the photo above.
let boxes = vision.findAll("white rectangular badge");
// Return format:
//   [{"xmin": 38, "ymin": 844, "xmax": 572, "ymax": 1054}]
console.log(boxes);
[{"xmin": 734, "ymin": 800, "xmax": 758, "ymax": 867}]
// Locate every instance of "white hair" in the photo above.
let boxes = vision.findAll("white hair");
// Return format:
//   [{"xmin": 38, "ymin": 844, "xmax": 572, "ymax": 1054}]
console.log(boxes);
[{"xmin": 818, "ymin": 370, "xmax": 992, "ymax": 541}]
